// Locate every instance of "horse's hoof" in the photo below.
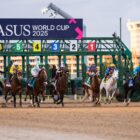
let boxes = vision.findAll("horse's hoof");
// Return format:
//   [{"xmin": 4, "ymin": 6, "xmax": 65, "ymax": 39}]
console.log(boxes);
[
  {"xmin": 62, "ymin": 103, "xmax": 64, "ymax": 107},
  {"xmin": 126, "ymin": 102, "xmax": 130, "ymax": 106},
  {"xmin": 109, "ymin": 100, "xmax": 112, "ymax": 104},
  {"xmin": 1, "ymin": 103, "xmax": 7, "ymax": 108}
]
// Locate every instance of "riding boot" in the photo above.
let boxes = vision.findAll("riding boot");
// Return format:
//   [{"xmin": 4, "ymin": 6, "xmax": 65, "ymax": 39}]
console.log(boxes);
[{"xmin": 84, "ymin": 77, "xmax": 90, "ymax": 87}]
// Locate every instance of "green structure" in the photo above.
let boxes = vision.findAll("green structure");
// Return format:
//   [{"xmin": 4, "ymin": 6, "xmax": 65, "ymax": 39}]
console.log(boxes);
[{"xmin": 0, "ymin": 37, "xmax": 132, "ymax": 87}]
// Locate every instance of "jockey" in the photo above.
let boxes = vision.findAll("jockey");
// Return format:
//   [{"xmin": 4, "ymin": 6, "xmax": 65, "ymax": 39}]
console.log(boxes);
[
  {"xmin": 9, "ymin": 61, "xmax": 22, "ymax": 80},
  {"xmin": 52, "ymin": 65, "xmax": 57, "ymax": 80},
  {"xmin": 104, "ymin": 63, "xmax": 116, "ymax": 81},
  {"xmin": 28, "ymin": 61, "xmax": 44, "ymax": 88},
  {"xmin": 51, "ymin": 64, "xmax": 65, "ymax": 90},
  {"xmin": 84, "ymin": 64, "xmax": 98, "ymax": 87},
  {"xmin": 56, "ymin": 64, "xmax": 65, "ymax": 75},
  {"xmin": 127, "ymin": 74, "xmax": 135, "ymax": 88}
]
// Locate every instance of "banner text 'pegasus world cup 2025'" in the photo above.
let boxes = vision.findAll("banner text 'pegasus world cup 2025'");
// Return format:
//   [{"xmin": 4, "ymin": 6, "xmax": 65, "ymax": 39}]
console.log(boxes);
[{"xmin": 0, "ymin": 18, "xmax": 83, "ymax": 40}]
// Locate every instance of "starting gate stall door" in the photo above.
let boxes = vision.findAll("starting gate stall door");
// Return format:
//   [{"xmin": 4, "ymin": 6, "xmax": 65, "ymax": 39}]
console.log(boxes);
[{"xmin": 48, "ymin": 56, "xmax": 59, "ymax": 68}]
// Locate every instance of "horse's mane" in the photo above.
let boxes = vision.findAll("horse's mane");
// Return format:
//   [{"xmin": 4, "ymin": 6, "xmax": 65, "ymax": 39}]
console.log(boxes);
[{"xmin": 38, "ymin": 69, "xmax": 47, "ymax": 80}]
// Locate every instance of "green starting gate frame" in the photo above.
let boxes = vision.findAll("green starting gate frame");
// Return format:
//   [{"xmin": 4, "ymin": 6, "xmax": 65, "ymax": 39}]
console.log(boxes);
[{"xmin": 0, "ymin": 37, "xmax": 132, "ymax": 87}]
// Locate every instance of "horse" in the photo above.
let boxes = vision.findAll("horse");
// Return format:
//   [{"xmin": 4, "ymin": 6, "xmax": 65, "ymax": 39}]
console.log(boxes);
[
  {"xmin": 26, "ymin": 68, "xmax": 47, "ymax": 107},
  {"xmin": 123, "ymin": 72, "xmax": 140, "ymax": 106},
  {"xmin": 82, "ymin": 73, "xmax": 100, "ymax": 104},
  {"xmin": 54, "ymin": 69, "xmax": 68, "ymax": 107},
  {"xmin": 10, "ymin": 71, "xmax": 23, "ymax": 107},
  {"xmin": 99, "ymin": 69, "xmax": 118, "ymax": 104}
]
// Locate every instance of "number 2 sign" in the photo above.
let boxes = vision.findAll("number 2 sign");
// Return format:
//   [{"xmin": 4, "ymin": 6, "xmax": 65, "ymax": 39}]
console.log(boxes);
[{"xmin": 70, "ymin": 41, "xmax": 78, "ymax": 51}]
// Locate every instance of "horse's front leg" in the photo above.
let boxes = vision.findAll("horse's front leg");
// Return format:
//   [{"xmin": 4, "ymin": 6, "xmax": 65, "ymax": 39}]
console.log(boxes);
[
  {"xmin": 24, "ymin": 87, "xmax": 28, "ymax": 102},
  {"xmin": 19, "ymin": 93, "xmax": 22, "ymax": 107},
  {"xmin": 81, "ymin": 88, "xmax": 89, "ymax": 102},
  {"xmin": 4, "ymin": 89, "xmax": 8, "ymax": 104},
  {"xmin": 34, "ymin": 92, "xmax": 40, "ymax": 107},
  {"xmin": 36, "ymin": 95, "xmax": 40, "ymax": 107},
  {"xmin": 105, "ymin": 91, "xmax": 110, "ymax": 104},
  {"xmin": 13, "ymin": 93, "xmax": 16, "ymax": 108},
  {"xmin": 110, "ymin": 89, "xmax": 116, "ymax": 103},
  {"xmin": 59, "ymin": 91, "xmax": 64, "ymax": 107},
  {"xmin": 41, "ymin": 90, "xmax": 46, "ymax": 102},
  {"xmin": 32, "ymin": 92, "xmax": 35, "ymax": 107}
]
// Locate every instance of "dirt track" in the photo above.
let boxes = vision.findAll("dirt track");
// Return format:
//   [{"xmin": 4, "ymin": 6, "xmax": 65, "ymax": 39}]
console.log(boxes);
[{"xmin": 0, "ymin": 100, "xmax": 140, "ymax": 140}]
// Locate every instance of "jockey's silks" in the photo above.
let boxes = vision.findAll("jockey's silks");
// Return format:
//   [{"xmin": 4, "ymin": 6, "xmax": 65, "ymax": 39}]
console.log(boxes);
[{"xmin": 9, "ymin": 65, "xmax": 22, "ymax": 74}]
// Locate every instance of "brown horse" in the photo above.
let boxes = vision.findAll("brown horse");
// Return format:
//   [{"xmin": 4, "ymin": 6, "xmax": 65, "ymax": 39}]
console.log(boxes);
[
  {"xmin": 10, "ymin": 71, "xmax": 23, "ymax": 107},
  {"xmin": 82, "ymin": 73, "xmax": 100, "ymax": 104},
  {"xmin": 55, "ymin": 69, "xmax": 68, "ymax": 107},
  {"xmin": 26, "ymin": 68, "xmax": 47, "ymax": 107}
]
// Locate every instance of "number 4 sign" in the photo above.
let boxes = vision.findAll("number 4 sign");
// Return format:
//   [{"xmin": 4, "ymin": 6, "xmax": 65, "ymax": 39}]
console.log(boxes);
[
  {"xmin": 33, "ymin": 42, "xmax": 41, "ymax": 52},
  {"xmin": 70, "ymin": 41, "xmax": 78, "ymax": 51}
]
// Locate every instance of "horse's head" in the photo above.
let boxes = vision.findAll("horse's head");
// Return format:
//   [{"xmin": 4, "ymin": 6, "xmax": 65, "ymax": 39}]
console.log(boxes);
[
  {"xmin": 112, "ymin": 70, "xmax": 118, "ymax": 80},
  {"xmin": 38, "ymin": 68, "xmax": 47, "ymax": 81}
]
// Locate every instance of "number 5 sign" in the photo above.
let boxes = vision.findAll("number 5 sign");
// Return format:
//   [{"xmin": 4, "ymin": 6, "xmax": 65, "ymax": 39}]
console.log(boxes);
[
  {"xmin": 70, "ymin": 41, "xmax": 78, "ymax": 51},
  {"xmin": 13, "ymin": 42, "xmax": 23, "ymax": 52}
]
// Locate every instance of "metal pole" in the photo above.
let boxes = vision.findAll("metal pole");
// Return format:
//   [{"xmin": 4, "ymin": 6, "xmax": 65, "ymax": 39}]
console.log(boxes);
[
  {"xmin": 76, "ymin": 55, "xmax": 79, "ymax": 77},
  {"xmin": 120, "ymin": 17, "xmax": 122, "ymax": 40},
  {"xmin": 22, "ymin": 56, "xmax": 25, "ymax": 78}
]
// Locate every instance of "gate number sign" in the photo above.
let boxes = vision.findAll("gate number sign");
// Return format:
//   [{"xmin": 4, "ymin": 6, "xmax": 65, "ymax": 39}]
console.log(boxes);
[
  {"xmin": 52, "ymin": 43, "xmax": 60, "ymax": 52},
  {"xmin": 70, "ymin": 41, "xmax": 78, "ymax": 51}
]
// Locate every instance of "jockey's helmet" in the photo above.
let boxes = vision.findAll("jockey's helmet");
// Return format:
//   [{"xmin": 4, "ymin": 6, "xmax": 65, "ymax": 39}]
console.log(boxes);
[
  {"xmin": 13, "ymin": 61, "xmax": 18, "ymax": 66},
  {"xmin": 38, "ymin": 63, "xmax": 44, "ymax": 68},
  {"xmin": 60, "ymin": 64, "xmax": 65, "ymax": 68},
  {"xmin": 109, "ymin": 63, "xmax": 115, "ymax": 68}
]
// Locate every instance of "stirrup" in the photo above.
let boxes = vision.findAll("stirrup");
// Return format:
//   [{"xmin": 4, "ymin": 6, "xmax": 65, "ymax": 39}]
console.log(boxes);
[{"xmin": 28, "ymin": 83, "xmax": 33, "ymax": 87}]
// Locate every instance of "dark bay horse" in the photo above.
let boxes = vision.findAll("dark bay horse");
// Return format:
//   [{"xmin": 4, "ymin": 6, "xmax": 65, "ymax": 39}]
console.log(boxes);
[
  {"xmin": 25, "ymin": 68, "xmax": 47, "ymax": 107},
  {"xmin": 55, "ymin": 69, "xmax": 68, "ymax": 107},
  {"xmin": 10, "ymin": 71, "xmax": 23, "ymax": 107},
  {"xmin": 82, "ymin": 73, "xmax": 100, "ymax": 104}
]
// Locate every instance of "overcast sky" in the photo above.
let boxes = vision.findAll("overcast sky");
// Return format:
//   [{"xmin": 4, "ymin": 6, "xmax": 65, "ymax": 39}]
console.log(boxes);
[{"xmin": 0, "ymin": 0, "xmax": 140, "ymax": 47}]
